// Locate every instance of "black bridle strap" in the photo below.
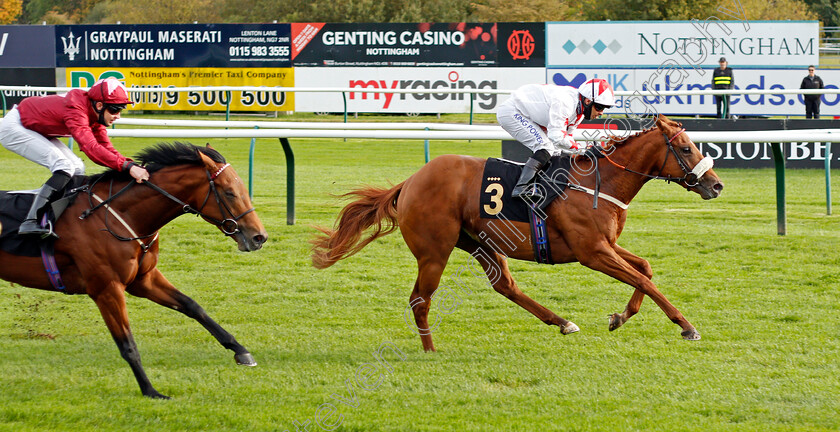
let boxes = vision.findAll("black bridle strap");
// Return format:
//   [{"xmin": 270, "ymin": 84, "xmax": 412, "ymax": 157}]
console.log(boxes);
[{"xmin": 602, "ymin": 128, "xmax": 696, "ymax": 184}]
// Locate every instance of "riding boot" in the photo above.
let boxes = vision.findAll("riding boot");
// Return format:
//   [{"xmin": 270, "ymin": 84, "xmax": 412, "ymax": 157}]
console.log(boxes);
[
  {"xmin": 511, "ymin": 156, "xmax": 546, "ymax": 199},
  {"xmin": 18, "ymin": 172, "xmax": 71, "ymax": 238}
]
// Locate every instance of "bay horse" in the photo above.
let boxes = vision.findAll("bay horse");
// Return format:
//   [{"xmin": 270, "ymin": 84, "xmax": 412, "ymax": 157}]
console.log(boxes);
[
  {"xmin": 0, "ymin": 142, "xmax": 267, "ymax": 399},
  {"xmin": 312, "ymin": 114, "xmax": 723, "ymax": 351}
]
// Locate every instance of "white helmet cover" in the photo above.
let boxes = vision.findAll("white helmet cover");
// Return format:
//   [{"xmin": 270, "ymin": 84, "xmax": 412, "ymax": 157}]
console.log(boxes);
[{"xmin": 578, "ymin": 78, "xmax": 615, "ymax": 107}]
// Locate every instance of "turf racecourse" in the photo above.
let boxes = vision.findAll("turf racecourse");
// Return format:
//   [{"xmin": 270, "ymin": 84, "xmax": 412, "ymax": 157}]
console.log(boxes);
[{"xmin": 1, "ymin": 122, "xmax": 839, "ymax": 431}]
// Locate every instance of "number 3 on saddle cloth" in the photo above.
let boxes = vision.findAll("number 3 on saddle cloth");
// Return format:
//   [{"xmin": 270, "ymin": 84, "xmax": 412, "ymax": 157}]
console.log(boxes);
[
  {"xmin": 0, "ymin": 177, "xmax": 86, "ymax": 293},
  {"xmin": 479, "ymin": 156, "xmax": 573, "ymax": 265}
]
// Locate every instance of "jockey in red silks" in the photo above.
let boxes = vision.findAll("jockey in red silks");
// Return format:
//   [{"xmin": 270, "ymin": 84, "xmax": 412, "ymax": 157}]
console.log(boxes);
[
  {"xmin": 0, "ymin": 77, "xmax": 150, "ymax": 238},
  {"xmin": 497, "ymin": 78, "xmax": 616, "ymax": 199}
]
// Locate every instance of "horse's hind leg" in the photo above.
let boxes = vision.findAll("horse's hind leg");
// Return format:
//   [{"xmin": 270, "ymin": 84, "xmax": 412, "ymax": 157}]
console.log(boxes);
[
  {"xmin": 127, "ymin": 268, "xmax": 256, "ymax": 366},
  {"xmin": 91, "ymin": 283, "xmax": 168, "ymax": 399},
  {"xmin": 608, "ymin": 244, "xmax": 650, "ymax": 331},
  {"xmin": 456, "ymin": 234, "xmax": 579, "ymax": 335},
  {"xmin": 407, "ymin": 257, "xmax": 448, "ymax": 352}
]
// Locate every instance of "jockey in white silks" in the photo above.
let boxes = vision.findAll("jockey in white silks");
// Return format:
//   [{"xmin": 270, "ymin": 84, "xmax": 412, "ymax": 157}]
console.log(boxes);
[{"xmin": 497, "ymin": 78, "xmax": 616, "ymax": 199}]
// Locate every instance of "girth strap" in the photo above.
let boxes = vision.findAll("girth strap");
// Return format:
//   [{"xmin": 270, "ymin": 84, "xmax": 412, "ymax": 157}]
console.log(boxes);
[{"xmin": 529, "ymin": 208, "xmax": 553, "ymax": 265}]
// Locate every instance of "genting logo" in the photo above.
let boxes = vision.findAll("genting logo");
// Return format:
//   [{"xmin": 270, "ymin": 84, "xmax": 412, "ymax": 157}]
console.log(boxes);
[{"xmin": 507, "ymin": 30, "xmax": 535, "ymax": 60}]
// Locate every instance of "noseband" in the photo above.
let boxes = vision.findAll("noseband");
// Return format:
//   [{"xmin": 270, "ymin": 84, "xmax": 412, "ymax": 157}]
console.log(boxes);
[{"xmin": 603, "ymin": 128, "xmax": 714, "ymax": 187}]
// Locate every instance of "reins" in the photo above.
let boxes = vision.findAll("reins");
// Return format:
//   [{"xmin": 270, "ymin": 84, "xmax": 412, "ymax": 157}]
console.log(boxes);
[
  {"xmin": 600, "ymin": 128, "xmax": 713, "ymax": 187},
  {"xmin": 80, "ymin": 162, "xmax": 255, "ymax": 247}
]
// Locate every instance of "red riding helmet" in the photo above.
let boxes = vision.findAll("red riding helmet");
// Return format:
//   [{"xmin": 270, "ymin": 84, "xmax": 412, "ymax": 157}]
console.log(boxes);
[{"xmin": 88, "ymin": 77, "xmax": 134, "ymax": 105}]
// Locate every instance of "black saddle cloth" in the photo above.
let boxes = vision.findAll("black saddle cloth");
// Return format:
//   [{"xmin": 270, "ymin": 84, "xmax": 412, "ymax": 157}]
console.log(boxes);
[
  {"xmin": 479, "ymin": 156, "xmax": 573, "ymax": 223},
  {"xmin": 0, "ymin": 177, "xmax": 86, "ymax": 257}
]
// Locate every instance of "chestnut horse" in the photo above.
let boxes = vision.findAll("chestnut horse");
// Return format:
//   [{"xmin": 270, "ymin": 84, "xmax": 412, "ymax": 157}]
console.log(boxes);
[
  {"xmin": 0, "ymin": 143, "xmax": 267, "ymax": 399},
  {"xmin": 312, "ymin": 115, "xmax": 723, "ymax": 351}
]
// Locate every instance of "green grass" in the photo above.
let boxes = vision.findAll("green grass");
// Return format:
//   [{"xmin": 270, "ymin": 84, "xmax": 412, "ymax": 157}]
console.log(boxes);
[{"xmin": 1, "ymin": 125, "xmax": 839, "ymax": 431}]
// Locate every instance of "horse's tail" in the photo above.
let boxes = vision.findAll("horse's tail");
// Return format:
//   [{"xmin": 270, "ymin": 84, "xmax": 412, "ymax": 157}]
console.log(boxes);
[{"xmin": 311, "ymin": 182, "xmax": 404, "ymax": 269}]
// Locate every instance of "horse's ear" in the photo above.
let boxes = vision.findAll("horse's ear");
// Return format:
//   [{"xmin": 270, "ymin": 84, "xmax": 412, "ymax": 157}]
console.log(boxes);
[
  {"xmin": 205, "ymin": 143, "xmax": 214, "ymax": 149},
  {"xmin": 198, "ymin": 150, "xmax": 218, "ymax": 172}
]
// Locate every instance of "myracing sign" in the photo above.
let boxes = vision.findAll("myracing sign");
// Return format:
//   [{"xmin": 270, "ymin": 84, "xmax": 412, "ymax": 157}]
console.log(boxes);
[{"xmin": 65, "ymin": 68, "xmax": 295, "ymax": 111}]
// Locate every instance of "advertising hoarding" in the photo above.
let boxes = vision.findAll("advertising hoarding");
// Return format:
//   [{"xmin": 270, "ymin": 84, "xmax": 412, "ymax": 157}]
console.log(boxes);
[
  {"xmin": 291, "ymin": 23, "xmax": 497, "ymax": 67},
  {"xmin": 294, "ymin": 67, "xmax": 544, "ymax": 113},
  {"xmin": 547, "ymin": 68, "xmax": 839, "ymax": 117},
  {"xmin": 546, "ymin": 21, "xmax": 819, "ymax": 68},
  {"xmin": 497, "ymin": 22, "xmax": 545, "ymax": 67},
  {"xmin": 64, "ymin": 68, "xmax": 294, "ymax": 111},
  {"xmin": 55, "ymin": 24, "xmax": 291, "ymax": 68},
  {"xmin": 0, "ymin": 69, "xmax": 57, "ymax": 107},
  {"xmin": 0, "ymin": 26, "xmax": 55, "ymax": 68}
]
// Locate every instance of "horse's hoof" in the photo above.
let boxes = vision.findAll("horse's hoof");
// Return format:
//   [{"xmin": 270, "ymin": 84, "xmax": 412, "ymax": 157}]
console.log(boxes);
[
  {"xmin": 681, "ymin": 329, "xmax": 701, "ymax": 341},
  {"xmin": 235, "ymin": 352, "xmax": 257, "ymax": 366},
  {"xmin": 608, "ymin": 313, "xmax": 626, "ymax": 331},
  {"xmin": 562, "ymin": 322, "xmax": 580, "ymax": 335},
  {"xmin": 144, "ymin": 391, "xmax": 171, "ymax": 400}
]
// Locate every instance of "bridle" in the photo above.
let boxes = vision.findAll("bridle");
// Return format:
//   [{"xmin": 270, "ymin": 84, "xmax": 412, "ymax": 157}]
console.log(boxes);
[
  {"xmin": 142, "ymin": 163, "xmax": 255, "ymax": 235},
  {"xmin": 601, "ymin": 128, "xmax": 714, "ymax": 187},
  {"xmin": 81, "ymin": 162, "xmax": 255, "ymax": 242}
]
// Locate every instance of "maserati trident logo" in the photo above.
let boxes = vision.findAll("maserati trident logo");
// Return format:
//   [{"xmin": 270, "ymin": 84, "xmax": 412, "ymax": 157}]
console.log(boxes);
[{"xmin": 62, "ymin": 31, "xmax": 81, "ymax": 61}]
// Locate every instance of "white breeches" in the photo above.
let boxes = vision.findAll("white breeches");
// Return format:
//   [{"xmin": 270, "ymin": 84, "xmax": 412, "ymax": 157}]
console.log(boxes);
[{"xmin": 0, "ymin": 107, "xmax": 85, "ymax": 177}]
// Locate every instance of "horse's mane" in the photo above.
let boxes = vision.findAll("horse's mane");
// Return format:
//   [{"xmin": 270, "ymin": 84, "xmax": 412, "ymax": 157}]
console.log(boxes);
[
  {"xmin": 601, "ymin": 123, "xmax": 666, "ymax": 151},
  {"xmin": 88, "ymin": 142, "xmax": 225, "ymax": 182}
]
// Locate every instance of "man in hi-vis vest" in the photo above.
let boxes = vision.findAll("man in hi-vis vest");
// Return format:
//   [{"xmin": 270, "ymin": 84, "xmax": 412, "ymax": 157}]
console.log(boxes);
[{"xmin": 712, "ymin": 57, "xmax": 734, "ymax": 119}]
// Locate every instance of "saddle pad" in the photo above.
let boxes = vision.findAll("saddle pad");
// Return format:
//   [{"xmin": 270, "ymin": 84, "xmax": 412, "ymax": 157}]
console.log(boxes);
[
  {"xmin": 479, "ymin": 156, "xmax": 572, "ymax": 222},
  {"xmin": 0, "ymin": 177, "xmax": 85, "ymax": 257},
  {"xmin": 0, "ymin": 192, "xmax": 42, "ymax": 257}
]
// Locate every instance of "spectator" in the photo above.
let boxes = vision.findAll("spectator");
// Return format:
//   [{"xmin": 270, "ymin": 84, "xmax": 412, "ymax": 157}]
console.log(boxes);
[
  {"xmin": 800, "ymin": 65, "xmax": 825, "ymax": 119},
  {"xmin": 712, "ymin": 57, "xmax": 734, "ymax": 119}
]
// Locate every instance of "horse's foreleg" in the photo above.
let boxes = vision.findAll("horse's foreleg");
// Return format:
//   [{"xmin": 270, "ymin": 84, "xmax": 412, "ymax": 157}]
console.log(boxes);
[
  {"xmin": 91, "ymin": 285, "xmax": 169, "ymax": 399},
  {"xmin": 457, "ymin": 236, "xmax": 579, "ymax": 335},
  {"xmin": 609, "ymin": 245, "xmax": 651, "ymax": 331},
  {"xmin": 127, "ymin": 269, "xmax": 256, "ymax": 366},
  {"xmin": 580, "ymin": 244, "xmax": 699, "ymax": 340}
]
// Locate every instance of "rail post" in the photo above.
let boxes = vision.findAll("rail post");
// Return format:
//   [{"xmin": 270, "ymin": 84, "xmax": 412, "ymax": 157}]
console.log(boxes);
[
  {"xmin": 279, "ymin": 137, "xmax": 295, "ymax": 225},
  {"xmin": 772, "ymin": 142, "xmax": 786, "ymax": 235},
  {"xmin": 248, "ymin": 126, "xmax": 258, "ymax": 199},
  {"xmin": 826, "ymin": 142, "xmax": 833, "ymax": 215}
]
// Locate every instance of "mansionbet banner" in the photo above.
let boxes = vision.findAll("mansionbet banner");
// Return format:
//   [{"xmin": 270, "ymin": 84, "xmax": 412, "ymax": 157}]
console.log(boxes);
[
  {"xmin": 291, "ymin": 23, "xmax": 498, "ymax": 67},
  {"xmin": 548, "ymin": 68, "xmax": 839, "ymax": 117},
  {"xmin": 294, "ymin": 67, "xmax": 544, "ymax": 113}
]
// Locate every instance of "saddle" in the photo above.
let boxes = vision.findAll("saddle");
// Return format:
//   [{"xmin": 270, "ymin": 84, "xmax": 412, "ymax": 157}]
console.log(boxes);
[
  {"xmin": 479, "ymin": 156, "xmax": 576, "ymax": 265},
  {"xmin": 480, "ymin": 156, "xmax": 573, "ymax": 223},
  {"xmin": 0, "ymin": 176, "xmax": 86, "ymax": 257}
]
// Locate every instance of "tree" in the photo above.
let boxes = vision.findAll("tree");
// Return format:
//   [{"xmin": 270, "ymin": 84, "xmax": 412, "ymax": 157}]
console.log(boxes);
[
  {"xmin": 583, "ymin": 0, "xmax": 719, "ymax": 20},
  {"xmin": 91, "ymin": 0, "xmax": 222, "ymax": 24},
  {"xmin": 0, "ymin": 0, "xmax": 23, "ymax": 24},
  {"xmin": 471, "ymin": 0, "xmax": 580, "ymax": 21}
]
